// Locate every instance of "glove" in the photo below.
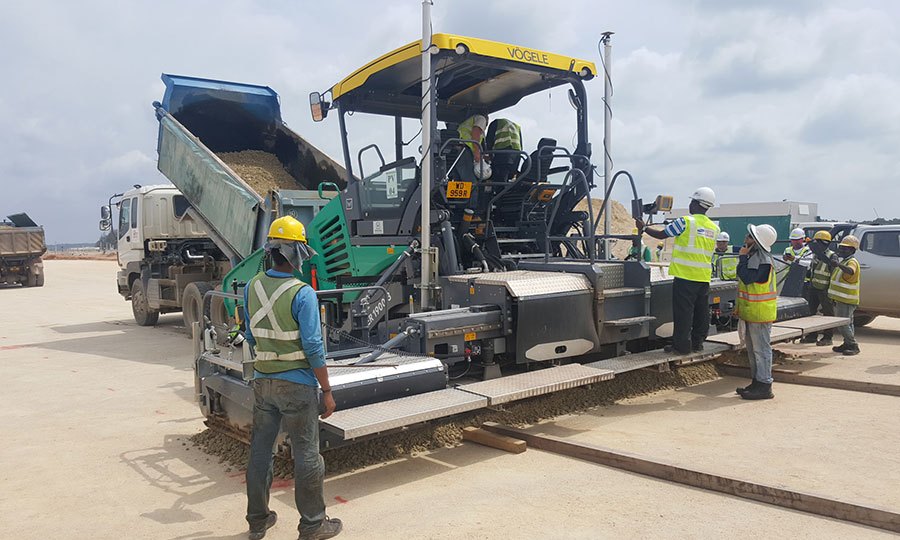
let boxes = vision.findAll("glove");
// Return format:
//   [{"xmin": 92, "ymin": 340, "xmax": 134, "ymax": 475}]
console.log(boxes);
[{"xmin": 473, "ymin": 160, "xmax": 492, "ymax": 180}]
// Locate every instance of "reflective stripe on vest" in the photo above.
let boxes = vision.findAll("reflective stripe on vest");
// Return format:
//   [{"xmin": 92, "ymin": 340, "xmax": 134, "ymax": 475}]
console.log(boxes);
[
  {"xmin": 492, "ymin": 119, "xmax": 522, "ymax": 150},
  {"xmin": 785, "ymin": 245, "xmax": 813, "ymax": 281},
  {"xmin": 247, "ymin": 272, "xmax": 310, "ymax": 372},
  {"xmin": 828, "ymin": 257, "xmax": 860, "ymax": 305},
  {"xmin": 669, "ymin": 214, "xmax": 718, "ymax": 282},
  {"xmin": 737, "ymin": 265, "xmax": 777, "ymax": 323},
  {"xmin": 810, "ymin": 249, "xmax": 834, "ymax": 290}
]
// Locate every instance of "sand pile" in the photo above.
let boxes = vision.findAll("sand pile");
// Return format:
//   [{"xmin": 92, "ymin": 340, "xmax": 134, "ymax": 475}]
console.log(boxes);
[
  {"xmin": 190, "ymin": 362, "xmax": 719, "ymax": 477},
  {"xmin": 219, "ymin": 150, "xmax": 300, "ymax": 195},
  {"xmin": 574, "ymin": 199, "xmax": 671, "ymax": 260}
]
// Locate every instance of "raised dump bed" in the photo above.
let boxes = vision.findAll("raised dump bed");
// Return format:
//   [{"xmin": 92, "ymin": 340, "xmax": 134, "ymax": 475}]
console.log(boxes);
[{"xmin": 153, "ymin": 74, "xmax": 347, "ymax": 260}]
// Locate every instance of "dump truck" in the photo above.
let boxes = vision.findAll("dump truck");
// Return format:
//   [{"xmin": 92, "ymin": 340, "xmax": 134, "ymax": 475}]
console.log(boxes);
[
  {"xmin": 0, "ymin": 213, "xmax": 46, "ymax": 287},
  {"xmin": 155, "ymin": 31, "xmax": 842, "ymax": 452},
  {"xmin": 103, "ymin": 74, "xmax": 346, "ymax": 328}
]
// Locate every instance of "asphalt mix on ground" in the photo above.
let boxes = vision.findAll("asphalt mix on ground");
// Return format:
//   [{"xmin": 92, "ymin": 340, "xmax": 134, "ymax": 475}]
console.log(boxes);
[{"xmin": 1, "ymin": 260, "xmax": 898, "ymax": 539}]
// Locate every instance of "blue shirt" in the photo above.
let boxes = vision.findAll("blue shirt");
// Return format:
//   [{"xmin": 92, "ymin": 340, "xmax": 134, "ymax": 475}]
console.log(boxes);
[
  {"xmin": 663, "ymin": 217, "xmax": 687, "ymax": 237},
  {"xmin": 243, "ymin": 269, "xmax": 325, "ymax": 387}
]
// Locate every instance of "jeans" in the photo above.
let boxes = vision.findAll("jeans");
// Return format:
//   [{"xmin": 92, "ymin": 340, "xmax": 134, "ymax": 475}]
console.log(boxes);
[
  {"xmin": 833, "ymin": 301, "xmax": 857, "ymax": 346},
  {"xmin": 745, "ymin": 321, "xmax": 773, "ymax": 384},
  {"xmin": 806, "ymin": 287, "xmax": 834, "ymax": 340},
  {"xmin": 246, "ymin": 378, "xmax": 326, "ymax": 534},
  {"xmin": 672, "ymin": 278, "xmax": 711, "ymax": 353}
]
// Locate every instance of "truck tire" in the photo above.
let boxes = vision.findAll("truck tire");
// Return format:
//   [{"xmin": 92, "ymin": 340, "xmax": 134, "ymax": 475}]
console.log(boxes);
[
  {"xmin": 34, "ymin": 272, "xmax": 44, "ymax": 287},
  {"xmin": 854, "ymin": 314, "xmax": 876, "ymax": 328},
  {"xmin": 132, "ymin": 280, "xmax": 159, "ymax": 326},
  {"xmin": 25, "ymin": 272, "xmax": 37, "ymax": 287},
  {"xmin": 209, "ymin": 293, "xmax": 235, "ymax": 332},
  {"xmin": 183, "ymin": 282, "xmax": 213, "ymax": 332}
]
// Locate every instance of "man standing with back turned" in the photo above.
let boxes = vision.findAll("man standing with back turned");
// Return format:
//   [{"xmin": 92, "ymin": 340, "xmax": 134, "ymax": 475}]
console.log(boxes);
[
  {"xmin": 243, "ymin": 215, "xmax": 342, "ymax": 540},
  {"xmin": 637, "ymin": 187, "xmax": 719, "ymax": 354}
]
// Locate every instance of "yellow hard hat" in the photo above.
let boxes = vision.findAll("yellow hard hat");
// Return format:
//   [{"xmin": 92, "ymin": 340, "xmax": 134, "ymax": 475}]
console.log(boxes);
[
  {"xmin": 813, "ymin": 230, "xmax": 831, "ymax": 241},
  {"xmin": 632, "ymin": 227, "xmax": 639, "ymax": 235},
  {"xmin": 838, "ymin": 235, "xmax": 859, "ymax": 249},
  {"xmin": 268, "ymin": 215, "xmax": 307, "ymax": 243}
]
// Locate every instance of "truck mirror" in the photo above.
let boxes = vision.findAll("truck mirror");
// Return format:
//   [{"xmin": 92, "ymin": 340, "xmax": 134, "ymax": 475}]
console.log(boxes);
[
  {"xmin": 310, "ymin": 92, "xmax": 327, "ymax": 122},
  {"xmin": 99, "ymin": 218, "xmax": 111, "ymax": 231},
  {"xmin": 101, "ymin": 205, "xmax": 111, "ymax": 220}
]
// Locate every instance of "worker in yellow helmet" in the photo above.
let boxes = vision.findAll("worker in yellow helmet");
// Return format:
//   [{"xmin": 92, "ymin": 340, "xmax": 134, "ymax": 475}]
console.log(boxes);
[
  {"xmin": 801, "ymin": 230, "xmax": 836, "ymax": 345},
  {"xmin": 827, "ymin": 235, "xmax": 862, "ymax": 356},
  {"xmin": 243, "ymin": 215, "xmax": 343, "ymax": 540},
  {"xmin": 625, "ymin": 227, "xmax": 652, "ymax": 262}
]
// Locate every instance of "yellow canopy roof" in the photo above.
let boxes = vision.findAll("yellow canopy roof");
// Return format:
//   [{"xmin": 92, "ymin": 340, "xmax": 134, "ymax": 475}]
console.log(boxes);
[{"xmin": 329, "ymin": 34, "xmax": 597, "ymax": 122}]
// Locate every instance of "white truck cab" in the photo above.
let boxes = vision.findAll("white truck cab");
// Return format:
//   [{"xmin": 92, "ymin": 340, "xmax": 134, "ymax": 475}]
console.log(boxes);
[{"xmin": 102, "ymin": 184, "xmax": 231, "ymax": 327}]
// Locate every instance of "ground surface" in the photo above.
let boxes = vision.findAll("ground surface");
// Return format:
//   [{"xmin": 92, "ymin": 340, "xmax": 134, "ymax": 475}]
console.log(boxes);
[{"xmin": 1, "ymin": 260, "xmax": 897, "ymax": 539}]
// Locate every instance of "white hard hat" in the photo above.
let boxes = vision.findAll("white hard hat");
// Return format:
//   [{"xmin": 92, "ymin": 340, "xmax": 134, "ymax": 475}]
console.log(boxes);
[
  {"xmin": 716, "ymin": 231, "xmax": 730, "ymax": 242},
  {"xmin": 690, "ymin": 186, "xmax": 716, "ymax": 208},
  {"xmin": 789, "ymin": 227, "xmax": 805, "ymax": 240},
  {"xmin": 748, "ymin": 223, "xmax": 777, "ymax": 253}
]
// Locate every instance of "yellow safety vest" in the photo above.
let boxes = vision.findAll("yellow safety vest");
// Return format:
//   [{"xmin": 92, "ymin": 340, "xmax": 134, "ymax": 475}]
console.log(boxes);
[
  {"xmin": 247, "ymin": 272, "xmax": 310, "ymax": 373},
  {"xmin": 810, "ymin": 249, "xmax": 834, "ymax": 290},
  {"xmin": 669, "ymin": 214, "xmax": 718, "ymax": 282},
  {"xmin": 737, "ymin": 265, "xmax": 778, "ymax": 323},
  {"xmin": 458, "ymin": 116, "xmax": 484, "ymax": 154},
  {"xmin": 828, "ymin": 257, "xmax": 860, "ymax": 305},
  {"xmin": 783, "ymin": 245, "xmax": 812, "ymax": 281}
]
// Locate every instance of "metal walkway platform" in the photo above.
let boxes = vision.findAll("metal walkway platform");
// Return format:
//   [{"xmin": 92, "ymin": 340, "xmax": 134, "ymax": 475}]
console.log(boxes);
[
  {"xmin": 705, "ymin": 315, "xmax": 850, "ymax": 349},
  {"xmin": 584, "ymin": 342, "xmax": 731, "ymax": 374},
  {"xmin": 458, "ymin": 364, "xmax": 614, "ymax": 406}
]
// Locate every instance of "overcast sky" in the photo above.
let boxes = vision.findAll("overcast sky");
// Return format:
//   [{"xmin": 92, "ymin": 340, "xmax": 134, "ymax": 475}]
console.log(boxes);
[{"xmin": 2, "ymin": 0, "xmax": 899, "ymax": 244}]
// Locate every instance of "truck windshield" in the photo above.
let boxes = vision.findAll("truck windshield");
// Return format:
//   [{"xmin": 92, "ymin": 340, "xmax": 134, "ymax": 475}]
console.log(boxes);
[{"xmin": 359, "ymin": 159, "xmax": 418, "ymax": 219}]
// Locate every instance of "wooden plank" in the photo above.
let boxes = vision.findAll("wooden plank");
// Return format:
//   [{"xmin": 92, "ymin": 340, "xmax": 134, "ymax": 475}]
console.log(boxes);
[
  {"xmin": 462, "ymin": 427, "xmax": 526, "ymax": 454},
  {"xmin": 481, "ymin": 423, "xmax": 900, "ymax": 533},
  {"xmin": 718, "ymin": 365, "xmax": 900, "ymax": 397}
]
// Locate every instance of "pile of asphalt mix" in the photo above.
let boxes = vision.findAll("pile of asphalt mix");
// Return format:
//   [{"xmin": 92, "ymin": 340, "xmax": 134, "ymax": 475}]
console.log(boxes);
[
  {"xmin": 714, "ymin": 347, "xmax": 797, "ymax": 368},
  {"xmin": 190, "ymin": 362, "xmax": 719, "ymax": 477},
  {"xmin": 218, "ymin": 150, "xmax": 300, "ymax": 195}
]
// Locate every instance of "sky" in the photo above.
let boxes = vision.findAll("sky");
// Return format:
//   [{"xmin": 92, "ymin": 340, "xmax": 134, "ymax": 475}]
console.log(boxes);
[{"xmin": 2, "ymin": 0, "xmax": 899, "ymax": 244}]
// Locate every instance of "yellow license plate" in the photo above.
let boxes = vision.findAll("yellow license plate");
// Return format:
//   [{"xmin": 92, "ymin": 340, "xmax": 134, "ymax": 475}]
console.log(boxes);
[{"xmin": 446, "ymin": 181, "xmax": 472, "ymax": 199}]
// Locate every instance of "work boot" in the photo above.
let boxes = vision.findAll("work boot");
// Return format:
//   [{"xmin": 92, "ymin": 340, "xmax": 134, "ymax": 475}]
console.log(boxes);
[
  {"xmin": 832, "ymin": 343, "xmax": 850, "ymax": 353},
  {"xmin": 249, "ymin": 511, "xmax": 277, "ymax": 540},
  {"xmin": 298, "ymin": 517, "xmax": 342, "ymax": 540},
  {"xmin": 843, "ymin": 344, "xmax": 860, "ymax": 356},
  {"xmin": 735, "ymin": 380, "xmax": 757, "ymax": 395},
  {"xmin": 741, "ymin": 382, "xmax": 774, "ymax": 400},
  {"xmin": 664, "ymin": 344, "xmax": 690, "ymax": 355},
  {"xmin": 816, "ymin": 336, "xmax": 833, "ymax": 346},
  {"xmin": 800, "ymin": 334, "xmax": 818, "ymax": 344}
]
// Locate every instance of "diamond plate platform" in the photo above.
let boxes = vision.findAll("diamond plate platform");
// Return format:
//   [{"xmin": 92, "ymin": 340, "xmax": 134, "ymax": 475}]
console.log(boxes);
[
  {"xmin": 446, "ymin": 270, "xmax": 591, "ymax": 298},
  {"xmin": 458, "ymin": 364, "xmax": 614, "ymax": 406},
  {"xmin": 584, "ymin": 342, "xmax": 731, "ymax": 374},
  {"xmin": 322, "ymin": 388, "xmax": 488, "ymax": 439},
  {"xmin": 774, "ymin": 315, "xmax": 850, "ymax": 335},
  {"xmin": 706, "ymin": 326, "xmax": 802, "ymax": 349}
]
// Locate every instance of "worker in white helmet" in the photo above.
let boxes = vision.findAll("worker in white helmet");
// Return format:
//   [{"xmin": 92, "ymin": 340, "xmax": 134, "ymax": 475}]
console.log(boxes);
[
  {"xmin": 637, "ymin": 187, "xmax": 719, "ymax": 354},
  {"xmin": 735, "ymin": 223, "xmax": 778, "ymax": 400},
  {"xmin": 711, "ymin": 231, "xmax": 737, "ymax": 280},
  {"xmin": 783, "ymin": 227, "xmax": 813, "ymax": 277}
]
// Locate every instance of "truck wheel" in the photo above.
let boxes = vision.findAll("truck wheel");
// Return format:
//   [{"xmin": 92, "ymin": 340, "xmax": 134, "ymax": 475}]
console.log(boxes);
[
  {"xmin": 132, "ymin": 280, "xmax": 159, "ymax": 326},
  {"xmin": 209, "ymin": 293, "xmax": 235, "ymax": 340},
  {"xmin": 854, "ymin": 314, "xmax": 876, "ymax": 328},
  {"xmin": 34, "ymin": 272, "xmax": 44, "ymax": 287},
  {"xmin": 183, "ymin": 282, "xmax": 213, "ymax": 332},
  {"xmin": 25, "ymin": 272, "xmax": 37, "ymax": 287}
]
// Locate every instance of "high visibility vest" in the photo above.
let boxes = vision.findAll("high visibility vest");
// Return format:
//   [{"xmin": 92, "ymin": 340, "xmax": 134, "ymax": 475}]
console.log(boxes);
[
  {"xmin": 491, "ymin": 119, "xmax": 523, "ymax": 151},
  {"xmin": 669, "ymin": 214, "xmax": 718, "ymax": 282},
  {"xmin": 828, "ymin": 256, "xmax": 860, "ymax": 305},
  {"xmin": 628, "ymin": 245, "xmax": 652, "ymax": 262},
  {"xmin": 712, "ymin": 251, "xmax": 738, "ymax": 280},
  {"xmin": 246, "ymin": 272, "xmax": 310, "ymax": 373},
  {"xmin": 458, "ymin": 116, "xmax": 485, "ymax": 154},
  {"xmin": 784, "ymin": 245, "xmax": 812, "ymax": 281},
  {"xmin": 810, "ymin": 249, "xmax": 834, "ymax": 290},
  {"xmin": 737, "ymin": 265, "xmax": 778, "ymax": 323}
]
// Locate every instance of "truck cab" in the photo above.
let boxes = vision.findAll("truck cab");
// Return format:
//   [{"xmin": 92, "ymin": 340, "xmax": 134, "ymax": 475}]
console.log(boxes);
[
  {"xmin": 103, "ymin": 185, "xmax": 230, "ymax": 326},
  {"xmin": 830, "ymin": 223, "xmax": 900, "ymax": 325}
]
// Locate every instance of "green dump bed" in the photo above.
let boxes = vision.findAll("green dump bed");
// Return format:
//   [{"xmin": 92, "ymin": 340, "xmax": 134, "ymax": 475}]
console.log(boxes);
[{"xmin": 153, "ymin": 74, "xmax": 347, "ymax": 260}]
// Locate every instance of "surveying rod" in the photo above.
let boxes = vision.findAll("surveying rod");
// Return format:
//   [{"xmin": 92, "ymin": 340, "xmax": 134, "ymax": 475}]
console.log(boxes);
[
  {"xmin": 602, "ymin": 32, "xmax": 613, "ymax": 259},
  {"xmin": 420, "ymin": 0, "xmax": 435, "ymax": 309}
]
